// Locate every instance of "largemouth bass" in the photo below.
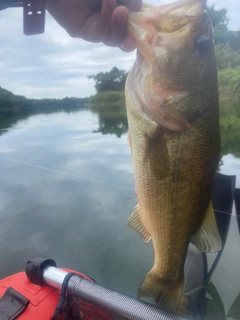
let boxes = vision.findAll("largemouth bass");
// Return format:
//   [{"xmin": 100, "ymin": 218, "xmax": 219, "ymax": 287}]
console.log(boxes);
[{"xmin": 125, "ymin": 0, "xmax": 222, "ymax": 315}]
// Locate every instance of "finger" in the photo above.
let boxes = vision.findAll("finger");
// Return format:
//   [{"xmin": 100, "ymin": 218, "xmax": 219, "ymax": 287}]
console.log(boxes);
[
  {"xmin": 104, "ymin": 5, "xmax": 128, "ymax": 47},
  {"xmin": 117, "ymin": 0, "xmax": 142, "ymax": 12},
  {"xmin": 46, "ymin": 0, "xmax": 86, "ymax": 37},
  {"xmin": 96, "ymin": 0, "xmax": 116, "ymax": 43},
  {"xmin": 120, "ymin": 34, "xmax": 137, "ymax": 52}
]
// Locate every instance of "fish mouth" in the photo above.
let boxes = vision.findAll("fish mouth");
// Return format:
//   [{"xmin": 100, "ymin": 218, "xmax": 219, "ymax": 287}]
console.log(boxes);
[{"xmin": 128, "ymin": 0, "xmax": 207, "ymax": 62}]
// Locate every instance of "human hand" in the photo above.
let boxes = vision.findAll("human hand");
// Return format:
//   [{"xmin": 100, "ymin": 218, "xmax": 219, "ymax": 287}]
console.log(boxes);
[{"xmin": 46, "ymin": 0, "xmax": 142, "ymax": 51}]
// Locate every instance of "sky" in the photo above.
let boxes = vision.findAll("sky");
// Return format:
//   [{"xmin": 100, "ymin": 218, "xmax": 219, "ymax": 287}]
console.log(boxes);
[{"xmin": 0, "ymin": 0, "xmax": 239, "ymax": 99}]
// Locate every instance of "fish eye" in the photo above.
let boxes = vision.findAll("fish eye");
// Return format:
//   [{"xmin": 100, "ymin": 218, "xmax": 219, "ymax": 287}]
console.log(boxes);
[{"xmin": 195, "ymin": 35, "xmax": 211, "ymax": 53}]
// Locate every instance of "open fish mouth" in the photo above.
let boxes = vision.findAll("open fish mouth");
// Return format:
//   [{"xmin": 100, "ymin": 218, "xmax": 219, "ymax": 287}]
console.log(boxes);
[{"xmin": 128, "ymin": 0, "xmax": 209, "ymax": 62}]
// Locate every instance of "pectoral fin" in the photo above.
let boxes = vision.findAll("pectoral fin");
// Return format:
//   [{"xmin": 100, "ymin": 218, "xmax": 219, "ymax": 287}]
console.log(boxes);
[
  {"xmin": 127, "ymin": 205, "xmax": 151, "ymax": 243},
  {"xmin": 192, "ymin": 201, "xmax": 222, "ymax": 253},
  {"xmin": 144, "ymin": 129, "xmax": 169, "ymax": 180}
]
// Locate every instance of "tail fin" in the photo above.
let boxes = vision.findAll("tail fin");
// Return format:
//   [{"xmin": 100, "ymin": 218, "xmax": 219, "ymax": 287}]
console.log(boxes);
[{"xmin": 137, "ymin": 271, "xmax": 183, "ymax": 313}]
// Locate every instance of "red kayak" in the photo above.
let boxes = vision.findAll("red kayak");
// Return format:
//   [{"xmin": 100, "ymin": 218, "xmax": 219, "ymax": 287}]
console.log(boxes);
[{"xmin": 0, "ymin": 259, "xmax": 114, "ymax": 320}]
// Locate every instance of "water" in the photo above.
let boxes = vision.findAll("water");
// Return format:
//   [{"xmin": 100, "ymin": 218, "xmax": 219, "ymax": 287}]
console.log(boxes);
[
  {"xmin": 0, "ymin": 107, "xmax": 152, "ymax": 296},
  {"xmin": 0, "ymin": 106, "xmax": 240, "ymax": 319}
]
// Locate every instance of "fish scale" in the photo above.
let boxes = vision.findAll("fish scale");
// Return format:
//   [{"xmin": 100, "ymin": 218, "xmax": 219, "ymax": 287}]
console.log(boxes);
[{"xmin": 125, "ymin": 0, "xmax": 222, "ymax": 316}]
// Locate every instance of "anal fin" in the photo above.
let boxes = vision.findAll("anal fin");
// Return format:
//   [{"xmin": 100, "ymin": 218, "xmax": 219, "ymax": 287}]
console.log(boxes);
[
  {"xmin": 192, "ymin": 201, "xmax": 222, "ymax": 253},
  {"xmin": 127, "ymin": 205, "xmax": 151, "ymax": 243}
]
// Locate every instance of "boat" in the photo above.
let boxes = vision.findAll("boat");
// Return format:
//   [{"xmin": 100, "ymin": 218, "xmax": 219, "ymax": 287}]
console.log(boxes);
[{"xmin": 0, "ymin": 258, "xmax": 187, "ymax": 320}]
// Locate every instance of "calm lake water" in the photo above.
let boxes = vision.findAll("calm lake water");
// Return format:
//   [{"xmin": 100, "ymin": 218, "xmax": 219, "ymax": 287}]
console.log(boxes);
[{"xmin": 0, "ymin": 106, "xmax": 240, "ymax": 319}]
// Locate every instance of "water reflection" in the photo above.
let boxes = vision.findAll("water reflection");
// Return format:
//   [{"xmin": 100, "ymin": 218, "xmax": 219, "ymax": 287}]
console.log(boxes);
[
  {"xmin": 0, "ymin": 110, "xmax": 30, "ymax": 136},
  {"xmin": 0, "ymin": 107, "xmax": 87, "ymax": 137},
  {"xmin": 89, "ymin": 106, "xmax": 128, "ymax": 138},
  {"xmin": 89, "ymin": 101, "xmax": 240, "ymax": 158},
  {"xmin": 1, "ymin": 101, "xmax": 240, "ymax": 158},
  {"xmin": 0, "ymin": 105, "xmax": 239, "ymax": 320}
]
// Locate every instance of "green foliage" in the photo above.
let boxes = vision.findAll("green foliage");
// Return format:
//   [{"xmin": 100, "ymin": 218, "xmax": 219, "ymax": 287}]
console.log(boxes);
[
  {"xmin": 215, "ymin": 45, "xmax": 240, "ymax": 70},
  {"xmin": 30, "ymin": 96, "xmax": 88, "ymax": 109},
  {"xmin": 220, "ymin": 116, "xmax": 240, "ymax": 157},
  {"xmin": 0, "ymin": 86, "xmax": 30, "ymax": 110},
  {"xmin": 88, "ymin": 67, "xmax": 128, "ymax": 93},
  {"xmin": 207, "ymin": 5, "xmax": 240, "ymax": 74},
  {"xmin": 88, "ymin": 91, "xmax": 125, "ymax": 107},
  {"xmin": 212, "ymin": 20, "xmax": 230, "ymax": 46},
  {"xmin": 207, "ymin": 6, "xmax": 228, "ymax": 29},
  {"xmin": 227, "ymin": 292, "xmax": 240, "ymax": 319},
  {"xmin": 209, "ymin": 4, "xmax": 240, "ymax": 101},
  {"xmin": 219, "ymin": 101, "xmax": 240, "ymax": 157},
  {"xmin": 218, "ymin": 67, "xmax": 240, "ymax": 100},
  {"xmin": 204, "ymin": 282, "xmax": 226, "ymax": 320},
  {"xmin": 228, "ymin": 30, "xmax": 240, "ymax": 51},
  {"xmin": 0, "ymin": 86, "xmax": 88, "ymax": 111},
  {"xmin": 207, "ymin": 5, "xmax": 229, "ymax": 45},
  {"xmin": 90, "ymin": 105, "xmax": 128, "ymax": 138}
]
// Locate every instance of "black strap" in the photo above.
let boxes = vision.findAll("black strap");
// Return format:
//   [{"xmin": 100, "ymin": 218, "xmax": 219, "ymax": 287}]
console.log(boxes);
[
  {"xmin": 235, "ymin": 188, "xmax": 240, "ymax": 234},
  {"xmin": 51, "ymin": 272, "xmax": 75, "ymax": 320},
  {"xmin": 26, "ymin": 258, "xmax": 57, "ymax": 286},
  {"xmin": 0, "ymin": 287, "xmax": 29, "ymax": 320},
  {"xmin": 203, "ymin": 172, "xmax": 236, "ymax": 285}
]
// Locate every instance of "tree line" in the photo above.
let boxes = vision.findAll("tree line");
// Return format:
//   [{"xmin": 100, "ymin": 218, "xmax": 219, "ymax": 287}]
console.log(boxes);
[{"xmin": 0, "ymin": 86, "xmax": 88, "ymax": 111}]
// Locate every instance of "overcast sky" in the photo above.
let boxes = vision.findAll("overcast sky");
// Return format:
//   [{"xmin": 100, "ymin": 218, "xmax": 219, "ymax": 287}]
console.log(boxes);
[{"xmin": 0, "ymin": 0, "xmax": 239, "ymax": 99}]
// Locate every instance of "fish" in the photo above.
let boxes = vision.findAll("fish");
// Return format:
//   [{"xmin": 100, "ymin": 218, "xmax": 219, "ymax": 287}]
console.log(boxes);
[{"xmin": 125, "ymin": 0, "xmax": 222, "ymax": 315}]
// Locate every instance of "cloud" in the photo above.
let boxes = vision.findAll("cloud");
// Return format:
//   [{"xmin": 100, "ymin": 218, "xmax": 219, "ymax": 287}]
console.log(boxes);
[{"xmin": 0, "ymin": 1, "xmax": 239, "ymax": 99}]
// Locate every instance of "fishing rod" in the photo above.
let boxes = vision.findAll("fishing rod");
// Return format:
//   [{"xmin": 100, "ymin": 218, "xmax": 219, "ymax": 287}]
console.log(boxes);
[{"xmin": 26, "ymin": 258, "xmax": 188, "ymax": 320}]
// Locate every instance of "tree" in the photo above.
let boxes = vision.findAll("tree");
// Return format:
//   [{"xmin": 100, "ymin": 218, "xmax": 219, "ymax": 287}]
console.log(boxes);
[
  {"xmin": 206, "ymin": 6, "xmax": 240, "ymax": 70},
  {"xmin": 207, "ymin": 5, "xmax": 228, "ymax": 28},
  {"xmin": 88, "ymin": 67, "xmax": 128, "ymax": 93},
  {"xmin": 0, "ymin": 86, "xmax": 30, "ymax": 110},
  {"xmin": 207, "ymin": 5, "xmax": 229, "ymax": 45},
  {"xmin": 229, "ymin": 30, "xmax": 240, "ymax": 51}
]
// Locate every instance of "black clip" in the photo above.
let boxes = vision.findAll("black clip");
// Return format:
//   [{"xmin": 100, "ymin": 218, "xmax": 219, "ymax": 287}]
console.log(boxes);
[
  {"xmin": 23, "ymin": 0, "xmax": 46, "ymax": 35},
  {"xmin": 26, "ymin": 258, "xmax": 57, "ymax": 285}
]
